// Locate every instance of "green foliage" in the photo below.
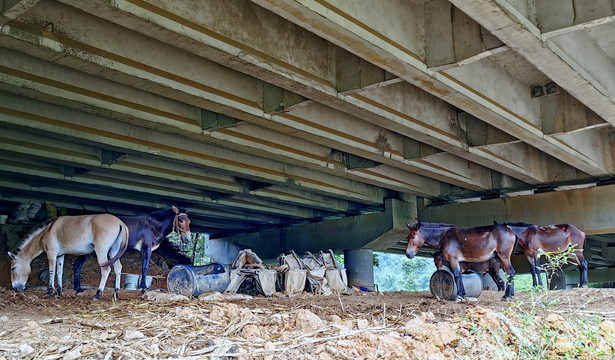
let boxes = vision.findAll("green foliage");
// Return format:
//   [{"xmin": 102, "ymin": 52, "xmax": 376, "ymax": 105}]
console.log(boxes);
[
  {"xmin": 537, "ymin": 245, "xmax": 578, "ymax": 285},
  {"xmin": 514, "ymin": 273, "xmax": 547, "ymax": 292},
  {"xmin": 501, "ymin": 246, "xmax": 612, "ymax": 359},
  {"xmin": 373, "ymin": 252, "xmax": 435, "ymax": 292},
  {"xmin": 335, "ymin": 254, "xmax": 344, "ymax": 267},
  {"xmin": 166, "ymin": 232, "xmax": 211, "ymax": 265}
]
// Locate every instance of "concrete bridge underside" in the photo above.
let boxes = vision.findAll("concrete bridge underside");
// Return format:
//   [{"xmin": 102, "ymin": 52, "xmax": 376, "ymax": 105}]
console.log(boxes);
[{"xmin": 1, "ymin": 1, "xmax": 615, "ymax": 280}]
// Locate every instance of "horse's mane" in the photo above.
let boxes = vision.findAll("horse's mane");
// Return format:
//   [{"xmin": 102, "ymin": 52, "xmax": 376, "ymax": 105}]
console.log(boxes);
[
  {"xmin": 420, "ymin": 222, "xmax": 456, "ymax": 228},
  {"xmin": 148, "ymin": 206, "xmax": 187, "ymax": 222},
  {"xmin": 504, "ymin": 221, "xmax": 534, "ymax": 227},
  {"xmin": 16, "ymin": 218, "xmax": 55, "ymax": 252}
]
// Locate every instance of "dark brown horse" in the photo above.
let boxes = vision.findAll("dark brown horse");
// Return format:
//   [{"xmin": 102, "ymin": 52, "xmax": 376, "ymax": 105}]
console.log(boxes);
[
  {"xmin": 406, "ymin": 221, "xmax": 517, "ymax": 299},
  {"xmin": 504, "ymin": 222, "xmax": 587, "ymax": 288},
  {"xmin": 73, "ymin": 206, "xmax": 191, "ymax": 291},
  {"xmin": 432, "ymin": 250, "xmax": 505, "ymax": 291}
]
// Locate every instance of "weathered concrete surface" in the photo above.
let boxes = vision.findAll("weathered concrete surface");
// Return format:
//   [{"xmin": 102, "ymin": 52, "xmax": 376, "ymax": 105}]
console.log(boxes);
[
  {"xmin": 420, "ymin": 184, "xmax": 615, "ymax": 235},
  {"xmin": 225, "ymin": 198, "xmax": 416, "ymax": 259}
]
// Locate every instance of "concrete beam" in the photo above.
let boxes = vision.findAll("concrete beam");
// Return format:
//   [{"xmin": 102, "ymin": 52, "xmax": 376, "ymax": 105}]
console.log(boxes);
[
  {"xmin": 530, "ymin": 0, "xmax": 614, "ymax": 34},
  {"xmin": 0, "ymin": 25, "xmax": 453, "ymax": 197},
  {"xmin": 450, "ymin": 0, "xmax": 615, "ymax": 144},
  {"xmin": 221, "ymin": 198, "xmax": 416, "ymax": 258},
  {"xmin": 277, "ymin": 101, "xmax": 492, "ymax": 191},
  {"xmin": 0, "ymin": 91, "xmax": 389, "ymax": 206},
  {"xmin": 251, "ymin": 0, "xmax": 611, "ymax": 177},
  {"xmin": 1, "ymin": 0, "xmax": 38, "ymax": 25},
  {"xmin": 53, "ymin": 0, "xmax": 559, "ymax": 187},
  {"xmin": 420, "ymin": 183, "xmax": 615, "ymax": 235}
]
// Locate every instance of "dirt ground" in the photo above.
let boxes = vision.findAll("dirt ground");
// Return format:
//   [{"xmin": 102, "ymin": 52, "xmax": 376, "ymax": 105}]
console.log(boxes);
[{"xmin": 0, "ymin": 285, "xmax": 613, "ymax": 360}]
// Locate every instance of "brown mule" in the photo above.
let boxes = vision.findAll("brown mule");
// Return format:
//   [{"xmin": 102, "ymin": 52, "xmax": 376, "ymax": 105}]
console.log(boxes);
[{"xmin": 406, "ymin": 221, "xmax": 517, "ymax": 300}]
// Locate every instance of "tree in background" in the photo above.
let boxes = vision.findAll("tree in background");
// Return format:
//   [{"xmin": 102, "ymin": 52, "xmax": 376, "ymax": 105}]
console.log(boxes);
[{"xmin": 374, "ymin": 252, "xmax": 435, "ymax": 292}]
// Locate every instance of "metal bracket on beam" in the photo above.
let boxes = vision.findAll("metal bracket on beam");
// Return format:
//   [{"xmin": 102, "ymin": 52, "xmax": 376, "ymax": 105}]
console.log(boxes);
[
  {"xmin": 262, "ymin": 83, "xmax": 307, "ymax": 114},
  {"xmin": 198, "ymin": 109, "xmax": 241, "ymax": 130},
  {"xmin": 531, "ymin": 82, "xmax": 560, "ymax": 98}
]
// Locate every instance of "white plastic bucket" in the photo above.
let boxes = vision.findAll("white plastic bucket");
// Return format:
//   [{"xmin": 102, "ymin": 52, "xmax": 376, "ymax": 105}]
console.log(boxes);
[
  {"xmin": 124, "ymin": 274, "xmax": 139, "ymax": 290},
  {"xmin": 139, "ymin": 275, "xmax": 153, "ymax": 288}
]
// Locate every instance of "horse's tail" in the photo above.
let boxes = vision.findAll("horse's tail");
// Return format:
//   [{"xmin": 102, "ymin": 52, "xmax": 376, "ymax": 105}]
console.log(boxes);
[{"xmin": 100, "ymin": 223, "xmax": 129, "ymax": 268}]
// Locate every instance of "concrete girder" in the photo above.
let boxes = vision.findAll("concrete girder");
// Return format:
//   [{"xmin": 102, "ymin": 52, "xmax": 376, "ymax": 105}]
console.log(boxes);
[
  {"xmin": 0, "ymin": 92, "xmax": 389, "ymax": 206},
  {"xmin": 1, "ymin": 0, "xmax": 38, "ymax": 25},
  {"xmin": 0, "ymin": 175, "xmax": 289, "ymax": 234},
  {"xmin": 222, "ymin": 198, "xmax": 416, "ymax": 258},
  {"xmin": 441, "ymin": 56, "xmax": 612, "ymax": 175},
  {"xmin": 0, "ymin": 178, "xmax": 169, "ymax": 210},
  {"xmin": 277, "ymin": 100, "xmax": 492, "ymax": 190},
  {"xmin": 52, "ymin": 0, "xmax": 557, "ymax": 187},
  {"xmin": 250, "ymin": 0, "xmax": 611, "ymax": 178},
  {"xmin": 0, "ymin": 22, "xmax": 459, "ymax": 198},
  {"xmin": 449, "ymin": 0, "xmax": 615, "ymax": 161},
  {"xmin": 0, "ymin": 126, "xmax": 368, "ymax": 214},
  {"xmin": 420, "ymin": 183, "xmax": 615, "ymax": 236},
  {"xmin": 0, "ymin": 62, "xmax": 446, "ymax": 200},
  {"xmin": 0, "ymin": 156, "xmax": 331, "ymax": 219},
  {"xmin": 528, "ymin": 0, "xmax": 614, "ymax": 35},
  {"xmin": 424, "ymin": 0, "xmax": 508, "ymax": 71}
]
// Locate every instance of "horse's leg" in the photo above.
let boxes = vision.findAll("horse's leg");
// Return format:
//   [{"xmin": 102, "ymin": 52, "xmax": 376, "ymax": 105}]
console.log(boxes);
[
  {"xmin": 499, "ymin": 259, "xmax": 516, "ymax": 300},
  {"xmin": 448, "ymin": 259, "xmax": 465, "ymax": 299},
  {"xmin": 94, "ymin": 264, "xmax": 112, "ymax": 300},
  {"xmin": 488, "ymin": 268, "xmax": 505, "ymax": 291},
  {"xmin": 73, "ymin": 254, "xmax": 88, "ymax": 293},
  {"xmin": 55, "ymin": 255, "xmax": 65, "ymax": 296},
  {"xmin": 140, "ymin": 246, "xmax": 152, "ymax": 290},
  {"xmin": 527, "ymin": 255, "xmax": 538, "ymax": 287},
  {"xmin": 93, "ymin": 246, "xmax": 114, "ymax": 300},
  {"xmin": 573, "ymin": 251, "xmax": 589, "ymax": 288},
  {"xmin": 112, "ymin": 260, "xmax": 122, "ymax": 301},
  {"xmin": 46, "ymin": 253, "xmax": 58, "ymax": 296},
  {"xmin": 534, "ymin": 258, "xmax": 543, "ymax": 287}
]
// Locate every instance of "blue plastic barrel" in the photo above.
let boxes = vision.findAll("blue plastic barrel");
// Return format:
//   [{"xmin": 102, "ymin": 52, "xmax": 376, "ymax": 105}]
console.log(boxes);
[{"xmin": 166, "ymin": 263, "xmax": 230, "ymax": 297}]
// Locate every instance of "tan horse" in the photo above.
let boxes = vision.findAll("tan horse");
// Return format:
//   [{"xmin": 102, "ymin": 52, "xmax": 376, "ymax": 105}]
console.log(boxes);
[{"xmin": 8, "ymin": 214, "xmax": 129, "ymax": 300}]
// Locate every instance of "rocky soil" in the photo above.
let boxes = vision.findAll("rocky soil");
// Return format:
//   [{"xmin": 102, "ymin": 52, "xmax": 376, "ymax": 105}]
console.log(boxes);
[{"xmin": 0, "ymin": 286, "xmax": 613, "ymax": 360}]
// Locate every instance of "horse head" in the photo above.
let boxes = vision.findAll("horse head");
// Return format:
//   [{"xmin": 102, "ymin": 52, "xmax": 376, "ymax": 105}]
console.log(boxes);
[
  {"xmin": 405, "ymin": 221, "xmax": 425, "ymax": 259},
  {"xmin": 172, "ymin": 206, "xmax": 192, "ymax": 242},
  {"xmin": 8, "ymin": 251, "xmax": 30, "ymax": 292}
]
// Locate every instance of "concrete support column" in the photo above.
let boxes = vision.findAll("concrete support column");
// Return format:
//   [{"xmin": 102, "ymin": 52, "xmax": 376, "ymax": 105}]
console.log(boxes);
[{"xmin": 344, "ymin": 249, "xmax": 374, "ymax": 291}]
